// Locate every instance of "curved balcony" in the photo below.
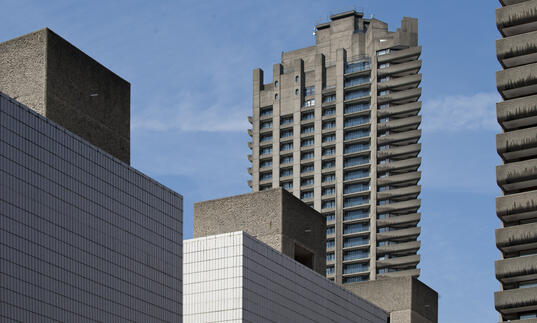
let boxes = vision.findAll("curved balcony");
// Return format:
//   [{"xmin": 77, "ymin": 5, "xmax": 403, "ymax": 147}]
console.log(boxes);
[
  {"xmin": 497, "ymin": 93, "xmax": 537, "ymax": 131},
  {"xmin": 497, "ymin": 1, "xmax": 537, "ymax": 36},
  {"xmin": 497, "ymin": 30, "xmax": 537, "ymax": 68},
  {"xmin": 248, "ymin": 129, "xmax": 253, "ymax": 136},
  {"xmin": 377, "ymin": 226, "xmax": 421, "ymax": 241},
  {"xmin": 497, "ymin": 126, "xmax": 537, "ymax": 162},
  {"xmin": 378, "ymin": 101, "xmax": 421, "ymax": 118},
  {"xmin": 497, "ymin": 190, "xmax": 537, "ymax": 222},
  {"xmin": 378, "ymin": 268, "xmax": 420, "ymax": 279},
  {"xmin": 377, "ymin": 171, "xmax": 421, "ymax": 187},
  {"xmin": 248, "ymin": 141, "xmax": 253, "ymax": 149},
  {"xmin": 496, "ymin": 222, "xmax": 537, "ymax": 252},
  {"xmin": 247, "ymin": 167, "xmax": 252, "ymax": 175},
  {"xmin": 496, "ymin": 254, "xmax": 537, "ymax": 283},
  {"xmin": 497, "ymin": 62, "xmax": 537, "ymax": 99},
  {"xmin": 377, "ymin": 157, "xmax": 421, "ymax": 173},
  {"xmin": 494, "ymin": 286, "xmax": 537, "ymax": 316},
  {"xmin": 377, "ymin": 74, "xmax": 422, "ymax": 91},
  {"xmin": 248, "ymin": 116, "xmax": 253, "ymax": 124},
  {"xmin": 377, "ymin": 130, "xmax": 421, "ymax": 146},
  {"xmin": 377, "ymin": 213, "xmax": 420, "ymax": 227},
  {"xmin": 377, "ymin": 60, "xmax": 422, "ymax": 77},
  {"xmin": 247, "ymin": 154, "xmax": 253, "ymax": 162},
  {"xmin": 377, "ymin": 46, "xmax": 421, "ymax": 64},
  {"xmin": 497, "ymin": 158, "xmax": 537, "ymax": 192},
  {"xmin": 377, "ymin": 199, "xmax": 421, "ymax": 214},
  {"xmin": 377, "ymin": 115, "xmax": 421, "ymax": 132},
  {"xmin": 377, "ymin": 254, "xmax": 420, "ymax": 269},
  {"xmin": 247, "ymin": 180, "xmax": 252, "ymax": 187},
  {"xmin": 377, "ymin": 144, "xmax": 421, "ymax": 160},
  {"xmin": 378, "ymin": 88, "xmax": 421, "ymax": 105},
  {"xmin": 377, "ymin": 240, "xmax": 420, "ymax": 255}
]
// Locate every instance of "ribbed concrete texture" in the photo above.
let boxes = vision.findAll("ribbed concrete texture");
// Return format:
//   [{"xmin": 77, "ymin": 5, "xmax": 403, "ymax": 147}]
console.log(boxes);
[
  {"xmin": 495, "ymin": 0, "xmax": 537, "ymax": 321},
  {"xmin": 0, "ymin": 28, "xmax": 130, "ymax": 164},
  {"xmin": 247, "ymin": 10, "xmax": 422, "ymax": 285},
  {"xmin": 183, "ymin": 231, "xmax": 387, "ymax": 323},
  {"xmin": 0, "ymin": 92, "xmax": 183, "ymax": 322},
  {"xmin": 193, "ymin": 188, "xmax": 326, "ymax": 275}
]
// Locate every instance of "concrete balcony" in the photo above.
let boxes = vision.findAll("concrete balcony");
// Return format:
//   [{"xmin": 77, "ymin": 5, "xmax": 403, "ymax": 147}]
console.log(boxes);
[
  {"xmin": 377, "ymin": 46, "xmax": 421, "ymax": 64},
  {"xmin": 497, "ymin": 62, "xmax": 537, "ymax": 99},
  {"xmin": 497, "ymin": 190, "xmax": 537, "ymax": 222},
  {"xmin": 377, "ymin": 115, "xmax": 421, "ymax": 132},
  {"xmin": 378, "ymin": 101, "xmax": 421, "ymax": 118},
  {"xmin": 377, "ymin": 143, "xmax": 421, "ymax": 160},
  {"xmin": 496, "ymin": 222, "xmax": 537, "ymax": 252},
  {"xmin": 377, "ymin": 171, "xmax": 421, "ymax": 187},
  {"xmin": 497, "ymin": 126, "xmax": 537, "ymax": 162},
  {"xmin": 377, "ymin": 268, "xmax": 420, "ymax": 279},
  {"xmin": 378, "ymin": 185, "xmax": 421, "ymax": 201},
  {"xmin": 497, "ymin": 30, "xmax": 537, "ymax": 67},
  {"xmin": 497, "ymin": 1, "xmax": 537, "ymax": 36},
  {"xmin": 377, "ymin": 227, "xmax": 421, "ymax": 241},
  {"xmin": 494, "ymin": 286, "xmax": 537, "ymax": 315},
  {"xmin": 377, "ymin": 199, "xmax": 421, "ymax": 214},
  {"xmin": 377, "ymin": 254, "xmax": 420, "ymax": 269},
  {"xmin": 248, "ymin": 116, "xmax": 253, "ymax": 124},
  {"xmin": 495, "ymin": 254, "xmax": 537, "ymax": 283},
  {"xmin": 377, "ymin": 213, "xmax": 421, "ymax": 227},
  {"xmin": 248, "ymin": 141, "xmax": 253, "ymax": 149},
  {"xmin": 497, "ymin": 158, "xmax": 537, "ymax": 192},
  {"xmin": 377, "ymin": 74, "xmax": 422, "ymax": 91},
  {"xmin": 247, "ymin": 167, "xmax": 252, "ymax": 175},
  {"xmin": 378, "ymin": 88, "xmax": 421, "ymax": 105},
  {"xmin": 497, "ymin": 93, "xmax": 537, "ymax": 131},
  {"xmin": 377, "ymin": 240, "xmax": 420, "ymax": 255},
  {"xmin": 248, "ymin": 129, "xmax": 253, "ymax": 136},
  {"xmin": 247, "ymin": 180, "xmax": 252, "ymax": 187},
  {"xmin": 247, "ymin": 154, "xmax": 252, "ymax": 162},
  {"xmin": 377, "ymin": 157, "xmax": 421, "ymax": 173},
  {"xmin": 377, "ymin": 129, "xmax": 421, "ymax": 146},
  {"xmin": 377, "ymin": 60, "xmax": 422, "ymax": 77}
]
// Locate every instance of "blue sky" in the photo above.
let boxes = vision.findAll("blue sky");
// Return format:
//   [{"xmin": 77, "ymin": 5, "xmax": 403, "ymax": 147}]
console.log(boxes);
[{"xmin": 1, "ymin": 0, "xmax": 500, "ymax": 321}]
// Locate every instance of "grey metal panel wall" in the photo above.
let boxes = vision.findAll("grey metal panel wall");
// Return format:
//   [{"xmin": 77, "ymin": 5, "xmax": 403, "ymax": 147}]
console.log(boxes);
[{"xmin": 0, "ymin": 92, "xmax": 183, "ymax": 322}]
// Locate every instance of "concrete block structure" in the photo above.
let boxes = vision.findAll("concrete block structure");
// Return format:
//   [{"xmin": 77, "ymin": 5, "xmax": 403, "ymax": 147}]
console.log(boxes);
[
  {"xmin": 247, "ymin": 10, "xmax": 422, "ymax": 284},
  {"xmin": 0, "ymin": 92, "xmax": 183, "ymax": 322},
  {"xmin": 0, "ymin": 28, "xmax": 130, "ymax": 164},
  {"xmin": 194, "ymin": 188, "xmax": 326, "ymax": 275},
  {"xmin": 495, "ymin": 1, "xmax": 537, "ymax": 321},
  {"xmin": 183, "ymin": 231, "xmax": 387, "ymax": 323}
]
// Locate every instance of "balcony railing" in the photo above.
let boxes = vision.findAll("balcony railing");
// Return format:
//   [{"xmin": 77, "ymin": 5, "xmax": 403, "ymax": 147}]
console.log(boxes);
[{"xmin": 345, "ymin": 60, "xmax": 371, "ymax": 74}]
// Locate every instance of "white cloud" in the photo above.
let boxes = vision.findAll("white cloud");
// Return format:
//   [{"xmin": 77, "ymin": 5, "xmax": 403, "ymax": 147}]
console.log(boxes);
[{"xmin": 423, "ymin": 92, "xmax": 500, "ymax": 132}]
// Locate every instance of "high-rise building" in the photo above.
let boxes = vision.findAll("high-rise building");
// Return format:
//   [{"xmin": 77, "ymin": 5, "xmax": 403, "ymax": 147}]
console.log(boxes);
[
  {"xmin": 495, "ymin": 1, "xmax": 537, "ymax": 321},
  {"xmin": 248, "ymin": 10, "xmax": 422, "ymax": 284}
]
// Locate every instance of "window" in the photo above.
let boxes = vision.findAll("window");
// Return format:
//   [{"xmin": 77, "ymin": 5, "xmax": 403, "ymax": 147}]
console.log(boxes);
[
  {"xmin": 344, "ymin": 237, "xmax": 369, "ymax": 248},
  {"xmin": 275, "ymin": 93, "xmax": 279, "ymax": 100},
  {"xmin": 295, "ymin": 75, "xmax": 300, "ymax": 82},
  {"xmin": 344, "ymin": 183, "xmax": 369, "ymax": 194},
  {"xmin": 280, "ymin": 155, "xmax": 293, "ymax": 164},
  {"xmin": 325, "ymin": 213, "xmax": 335, "ymax": 222},
  {"xmin": 326, "ymin": 252, "xmax": 335, "ymax": 262},
  {"xmin": 322, "ymin": 120, "xmax": 336, "ymax": 129},
  {"xmin": 344, "ymin": 196, "xmax": 369, "ymax": 208},
  {"xmin": 301, "ymin": 164, "xmax": 314, "ymax": 173},
  {"xmin": 378, "ymin": 103, "xmax": 389, "ymax": 109},
  {"xmin": 322, "ymin": 147, "xmax": 335, "ymax": 156},
  {"xmin": 281, "ymin": 116, "xmax": 293, "ymax": 125},
  {"xmin": 344, "ymin": 129, "xmax": 369, "ymax": 140},
  {"xmin": 323, "ymin": 107, "xmax": 336, "ymax": 116},
  {"xmin": 323, "ymin": 94, "xmax": 336, "ymax": 103},
  {"xmin": 343, "ymin": 223, "xmax": 369, "ymax": 234},
  {"xmin": 322, "ymin": 134, "xmax": 336, "ymax": 143},
  {"xmin": 301, "ymin": 125, "xmax": 314, "ymax": 134},
  {"xmin": 379, "ymin": 117, "xmax": 389, "ymax": 123},
  {"xmin": 303, "ymin": 99, "xmax": 315, "ymax": 108},
  {"xmin": 260, "ymin": 146, "xmax": 272, "ymax": 155},
  {"xmin": 344, "ymin": 156, "xmax": 369, "ymax": 167},
  {"xmin": 344, "ymin": 116, "xmax": 369, "ymax": 127},
  {"xmin": 260, "ymin": 120, "xmax": 273, "ymax": 129},
  {"xmin": 301, "ymin": 112, "xmax": 314, "ymax": 120},
  {"xmin": 280, "ymin": 142, "xmax": 293, "ymax": 151},
  {"xmin": 343, "ymin": 250, "xmax": 369, "ymax": 261},
  {"xmin": 343, "ymin": 276, "xmax": 369, "ymax": 284},
  {"xmin": 322, "ymin": 173, "xmax": 335, "ymax": 183},
  {"xmin": 301, "ymin": 138, "xmax": 314, "ymax": 147},
  {"xmin": 301, "ymin": 151, "xmax": 314, "ymax": 160},
  {"xmin": 379, "ymin": 76, "xmax": 390, "ymax": 83},
  {"xmin": 280, "ymin": 129, "xmax": 293, "ymax": 138},
  {"xmin": 326, "ymin": 226, "xmax": 335, "ymax": 235},
  {"xmin": 378, "ymin": 90, "xmax": 390, "ymax": 96},
  {"xmin": 344, "ymin": 143, "xmax": 369, "ymax": 154},
  {"xmin": 295, "ymin": 89, "xmax": 299, "ymax": 95},
  {"xmin": 379, "ymin": 145, "xmax": 389, "ymax": 151},
  {"xmin": 343, "ymin": 263, "xmax": 369, "ymax": 274},
  {"xmin": 281, "ymin": 181, "xmax": 293, "ymax": 190},
  {"xmin": 344, "ymin": 103, "xmax": 369, "ymax": 114},
  {"xmin": 344, "ymin": 210, "xmax": 369, "ymax": 221},
  {"xmin": 301, "ymin": 190, "xmax": 314, "ymax": 199},
  {"xmin": 322, "ymin": 200, "xmax": 335, "ymax": 209},
  {"xmin": 322, "ymin": 187, "xmax": 335, "ymax": 196},
  {"xmin": 344, "ymin": 89, "xmax": 370, "ymax": 100},
  {"xmin": 260, "ymin": 184, "xmax": 272, "ymax": 191},
  {"xmin": 305, "ymin": 86, "xmax": 315, "ymax": 96},
  {"xmin": 326, "ymin": 266, "xmax": 335, "ymax": 275},
  {"xmin": 378, "ymin": 63, "xmax": 390, "ymax": 69},
  {"xmin": 344, "ymin": 76, "xmax": 370, "ymax": 87},
  {"xmin": 345, "ymin": 60, "xmax": 370, "ymax": 73},
  {"xmin": 281, "ymin": 168, "xmax": 293, "ymax": 177},
  {"xmin": 377, "ymin": 49, "xmax": 390, "ymax": 56},
  {"xmin": 344, "ymin": 169, "xmax": 369, "ymax": 180},
  {"xmin": 260, "ymin": 172, "xmax": 272, "ymax": 181},
  {"xmin": 260, "ymin": 159, "xmax": 273, "ymax": 168},
  {"xmin": 301, "ymin": 177, "xmax": 314, "ymax": 186},
  {"xmin": 326, "ymin": 239, "xmax": 335, "ymax": 248},
  {"xmin": 275, "ymin": 80, "xmax": 279, "ymax": 87},
  {"xmin": 260, "ymin": 106, "xmax": 273, "ymax": 117},
  {"xmin": 260, "ymin": 134, "xmax": 273, "ymax": 142},
  {"xmin": 322, "ymin": 160, "xmax": 335, "ymax": 169}
]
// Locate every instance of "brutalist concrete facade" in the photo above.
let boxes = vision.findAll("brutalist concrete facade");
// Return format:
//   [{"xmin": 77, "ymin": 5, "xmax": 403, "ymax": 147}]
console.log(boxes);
[
  {"xmin": 0, "ymin": 28, "xmax": 131, "ymax": 164},
  {"xmin": 193, "ymin": 188, "xmax": 326, "ymax": 275},
  {"xmin": 495, "ymin": 1, "xmax": 537, "ymax": 321},
  {"xmin": 248, "ymin": 10, "xmax": 422, "ymax": 284},
  {"xmin": 183, "ymin": 231, "xmax": 387, "ymax": 323},
  {"xmin": 0, "ymin": 92, "xmax": 183, "ymax": 322}
]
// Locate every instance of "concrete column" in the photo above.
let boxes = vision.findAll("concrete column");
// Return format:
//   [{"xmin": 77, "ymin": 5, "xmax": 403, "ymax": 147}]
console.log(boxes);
[
  {"xmin": 252, "ymin": 68, "xmax": 264, "ymax": 191},
  {"xmin": 272, "ymin": 64, "xmax": 283, "ymax": 189}
]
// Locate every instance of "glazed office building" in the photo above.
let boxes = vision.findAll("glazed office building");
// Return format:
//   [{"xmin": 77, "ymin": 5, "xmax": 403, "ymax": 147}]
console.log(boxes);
[
  {"xmin": 495, "ymin": 0, "xmax": 537, "ymax": 321},
  {"xmin": 248, "ymin": 11, "xmax": 422, "ymax": 284}
]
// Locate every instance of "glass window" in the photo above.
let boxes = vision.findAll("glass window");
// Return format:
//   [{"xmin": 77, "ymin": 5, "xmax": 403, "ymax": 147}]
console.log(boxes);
[
  {"xmin": 343, "ymin": 276, "xmax": 369, "ymax": 284},
  {"xmin": 322, "ymin": 173, "xmax": 336, "ymax": 183},
  {"xmin": 344, "ymin": 196, "xmax": 369, "ymax": 208},
  {"xmin": 326, "ymin": 265, "xmax": 335, "ymax": 275},
  {"xmin": 327, "ymin": 239, "xmax": 336, "ymax": 248},
  {"xmin": 260, "ymin": 134, "xmax": 273, "ymax": 142},
  {"xmin": 343, "ymin": 223, "xmax": 369, "ymax": 234},
  {"xmin": 275, "ymin": 80, "xmax": 279, "ymax": 87},
  {"xmin": 323, "ymin": 107, "xmax": 336, "ymax": 116},
  {"xmin": 281, "ymin": 116, "xmax": 293, "ymax": 125},
  {"xmin": 378, "ymin": 90, "xmax": 390, "ymax": 96},
  {"xmin": 301, "ymin": 177, "xmax": 314, "ymax": 186},
  {"xmin": 301, "ymin": 190, "xmax": 314, "ymax": 199},
  {"xmin": 344, "ymin": 210, "xmax": 369, "ymax": 221},
  {"xmin": 344, "ymin": 156, "xmax": 369, "ymax": 167},
  {"xmin": 377, "ymin": 49, "xmax": 390, "ymax": 56},
  {"xmin": 305, "ymin": 86, "xmax": 315, "ymax": 96},
  {"xmin": 301, "ymin": 112, "xmax": 314, "ymax": 120},
  {"xmin": 322, "ymin": 120, "xmax": 336, "ymax": 129},
  {"xmin": 322, "ymin": 187, "xmax": 335, "ymax": 196},
  {"xmin": 275, "ymin": 93, "xmax": 279, "ymax": 100},
  {"xmin": 344, "ymin": 60, "xmax": 371, "ymax": 73},
  {"xmin": 295, "ymin": 89, "xmax": 299, "ymax": 95},
  {"xmin": 344, "ymin": 183, "xmax": 369, "ymax": 194},
  {"xmin": 260, "ymin": 146, "xmax": 272, "ymax": 155},
  {"xmin": 281, "ymin": 168, "xmax": 293, "ymax": 177},
  {"xmin": 344, "ymin": 129, "xmax": 369, "ymax": 140},
  {"xmin": 303, "ymin": 99, "xmax": 315, "ymax": 107},
  {"xmin": 344, "ymin": 143, "xmax": 370, "ymax": 154},
  {"xmin": 344, "ymin": 116, "xmax": 369, "ymax": 127},
  {"xmin": 327, "ymin": 226, "xmax": 335, "ymax": 235},
  {"xmin": 260, "ymin": 172, "xmax": 272, "ymax": 181},
  {"xmin": 343, "ymin": 250, "xmax": 369, "ymax": 261},
  {"xmin": 301, "ymin": 164, "xmax": 314, "ymax": 173},
  {"xmin": 343, "ymin": 263, "xmax": 369, "ymax": 274},
  {"xmin": 325, "ymin": 213, "xmax": 335, "ymax": 222},
  {"xmin": 322, "ymin": 134, "xmax": 336, "ymax": 143},
  {"xmin": 326, "ymin": 252, "xmax": 335, "ymax": 261},
  {"xmin": 322, "ymin": 200, "xmax": 335, "ymax": 209},
  {"xmin": 323, "ymin": 94, "xmax": 336, "ymax": 103},
  {"xmin": 260, "ymin": 120, "xmax": 273, "ymax": 129},
  {"xmin": 344, "ymin": 237, "xmax": 369, "ymax": 248},
  {"xmin": 295, "ymin": 75, "xmax": 300, "ymax": 82},
  {"xmin": 260, "ymin": 159, "xmax": 273, "ymax": 168},
  {"xmin": 344, "ymin": 76, "xmax": 370, "ymax": 87},
  {"xmin": 260, "ymin": 106, "xmax": 273, "ymax": 117},
  {"xmin": 301, "ymin": 125, "xmax": 314, "ymax": 134},
  {"xmin": 344, "ymin": 89, "xmax": 370, "ymax": 100},
  {"xmin": 301, "ymin": 151, "xmax": 314, "ymax": 160},
  {"xmin": 280, "ymin": 155, "xmax": 293, "ymax": 164},
  {"xmin": 280, "ymin": 142, "xmax": 293, "ymax": 151},
  {"xmin": 322, "ymin": 160, "xmax": 335, "ymax": 169},
  {"xmin": 280, "ymin": 129, "xmax": 293, "ymax": 138},
  {"xmin": 301, "ymin": 138, "xmax": 314, "ymax": 147},
  {"xmin": 281, "ymin": 181, "xmax": 293, "ymax": 190},
  {"xmin": 322, "ymin": 147, "xmax": 335, "ymax": 156},
  {"xmin": 344, "ymin": 103, "xmax": 369, "ymax": 114}
]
